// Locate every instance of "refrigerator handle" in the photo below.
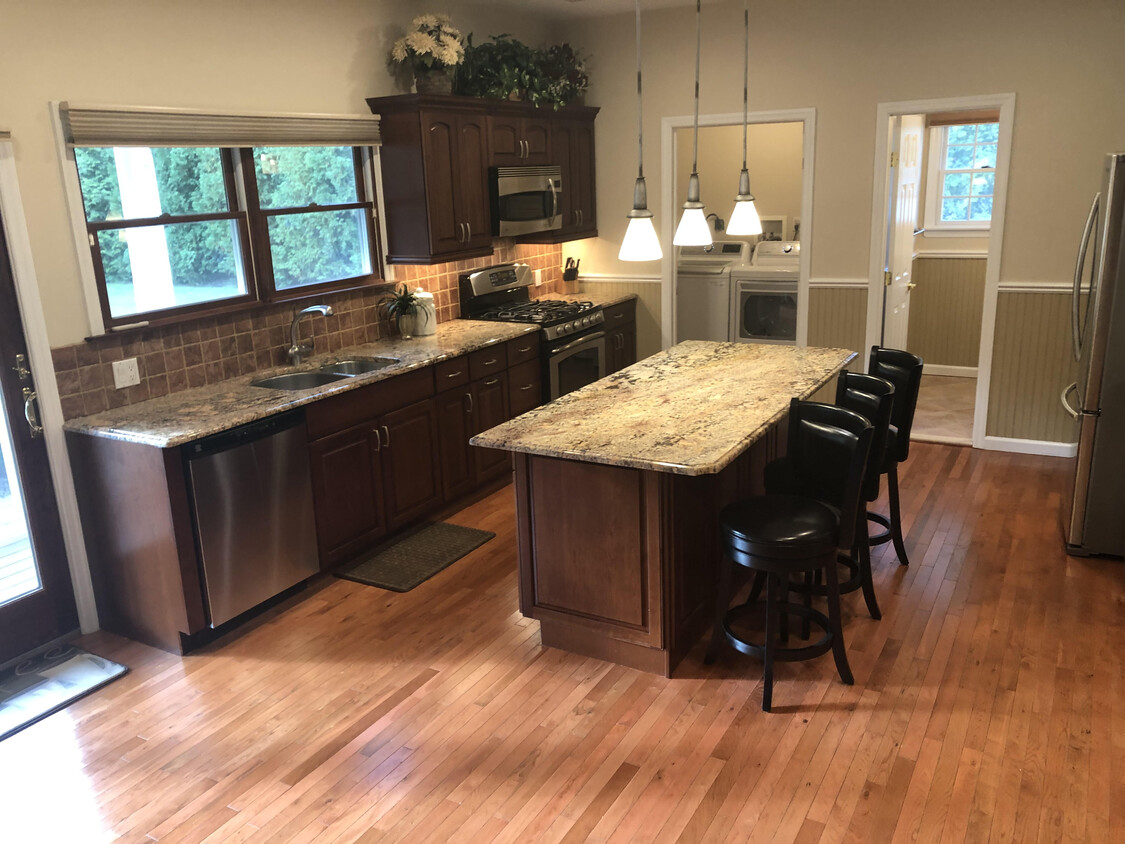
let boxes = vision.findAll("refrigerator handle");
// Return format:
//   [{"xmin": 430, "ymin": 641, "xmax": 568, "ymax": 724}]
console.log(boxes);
[
  {"xmin": 1060, "ymin": 382, "xmax": 1082, "ymax": 420},
  {"xmin": 1072, "ymin": 192, "xmax": 1100, "ymax": 362}
]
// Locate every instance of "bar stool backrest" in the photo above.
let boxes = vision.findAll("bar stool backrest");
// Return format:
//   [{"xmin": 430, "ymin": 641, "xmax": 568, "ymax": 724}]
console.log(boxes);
[
  {"xmin": 785, "ymin": 398, "xmax": 874, "ymax": 552},
  {"xmin": 868, "ymin": 346, "xmax": 924, "ymax": 462},
  {"xmin": 835, "ymin": 372, "xmax": 895, "ymax": 502}
]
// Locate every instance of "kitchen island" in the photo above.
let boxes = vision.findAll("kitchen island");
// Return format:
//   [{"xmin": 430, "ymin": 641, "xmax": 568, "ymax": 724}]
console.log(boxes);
[{"xmin": 472, "ymin": 341, "xmax": 855, "ymax": 676}]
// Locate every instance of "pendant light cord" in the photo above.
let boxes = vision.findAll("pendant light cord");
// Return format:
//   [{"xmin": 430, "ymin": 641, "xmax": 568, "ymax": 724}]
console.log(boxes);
[
  {"xmin": 691, "ymin": 0, "xmax": 701, "ymax": 174},
  {"xmin": 636, "ymin": 0, "xmax": 643, "ymax": 180},
  {"xmin": 741, "ymin": 0, "xmax": 748, "ymax": 171}
]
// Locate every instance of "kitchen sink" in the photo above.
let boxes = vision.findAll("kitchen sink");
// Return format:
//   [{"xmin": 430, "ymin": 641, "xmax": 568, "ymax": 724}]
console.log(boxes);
[
  {"xmin": 319, "ymin": 357, "xmax": 400, "ymax": 376},
  {"xmin": 249, "ymin": 371, "xmax": 349, "ymax": 390}
]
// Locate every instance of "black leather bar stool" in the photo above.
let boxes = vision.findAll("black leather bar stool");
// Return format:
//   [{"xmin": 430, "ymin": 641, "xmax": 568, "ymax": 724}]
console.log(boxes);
[
  {"xmin": 705, "ymin": 400, "xmax": 873, "ymax": 712},
  {"xmin": 867, "ymin": 346, "xmax": 924, "ymax": 566}
]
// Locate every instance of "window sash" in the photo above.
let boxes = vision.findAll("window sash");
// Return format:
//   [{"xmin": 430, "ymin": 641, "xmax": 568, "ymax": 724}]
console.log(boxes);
[{"xmin": 925, "ymin": 125, "xmax": 995, "ymax": 232}]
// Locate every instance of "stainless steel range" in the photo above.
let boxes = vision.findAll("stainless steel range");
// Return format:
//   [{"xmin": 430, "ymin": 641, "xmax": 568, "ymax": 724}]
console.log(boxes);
[{"xmin": 459, "ymin": 263, "xmax": 606, "ymax": 399}]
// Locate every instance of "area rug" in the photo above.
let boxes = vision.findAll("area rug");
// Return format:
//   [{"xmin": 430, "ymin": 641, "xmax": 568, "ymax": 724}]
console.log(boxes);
[
  {"xmin": 336, "ymin": 522, "xmax": 496, "ymax": 593},
  {"xmin": 0, "ymin": 645, "xmax": 127, "ymax": 742}
]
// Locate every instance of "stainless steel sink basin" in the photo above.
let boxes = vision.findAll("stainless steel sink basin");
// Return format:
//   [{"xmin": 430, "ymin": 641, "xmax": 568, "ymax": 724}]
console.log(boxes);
[
  {"xmin": 249, "ymin": 371, "xmax": 349, "ymax": 390},
  {"xmin": 319, "ymin": 357, "xmax": 399, "ymax": 376}
]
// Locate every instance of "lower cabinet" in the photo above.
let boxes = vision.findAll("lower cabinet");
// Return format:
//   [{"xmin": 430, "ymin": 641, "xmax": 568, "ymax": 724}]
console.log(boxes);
[
  {"xmin": 472, "ymin": 371, "xmax": 511, "ymax": 482},
  {"xmin": 604, "ymin": 299, "xmax": 638, "ymax": 375},
  {"xmin": 308, "ymin": 394, "xmax": 441, "ymax": 569},
  {"xmin": 437, "ymin": 369, "xmax": 513, "ymax": 501}
]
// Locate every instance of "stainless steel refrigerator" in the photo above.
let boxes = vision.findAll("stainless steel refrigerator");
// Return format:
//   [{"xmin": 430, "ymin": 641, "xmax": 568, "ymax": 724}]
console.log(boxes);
[{"xmin": 1062, "ymin": 152, "xmax": 1125, "ymax": 556}]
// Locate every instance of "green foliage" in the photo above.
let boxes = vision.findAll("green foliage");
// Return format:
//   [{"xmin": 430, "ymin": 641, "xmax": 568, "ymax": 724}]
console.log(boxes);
[
  {"xmin": 379, "ymin": 283, "xmax": 419, "ymax": 320},
  {"xmin": 454, "ymin": 34, "xmax": 589, "ymax": 109}
]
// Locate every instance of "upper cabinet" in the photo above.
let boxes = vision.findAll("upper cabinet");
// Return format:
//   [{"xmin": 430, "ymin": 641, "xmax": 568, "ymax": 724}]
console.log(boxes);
[{"xmin": 367, "ymin": 95, "xmax": 599, "ymax": 264}]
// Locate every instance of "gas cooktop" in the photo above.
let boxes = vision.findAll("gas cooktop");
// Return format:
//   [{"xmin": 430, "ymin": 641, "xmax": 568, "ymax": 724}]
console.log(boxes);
[{"xmin": 459, "ymin": 263, "xmax": 604, "ymax": 341}]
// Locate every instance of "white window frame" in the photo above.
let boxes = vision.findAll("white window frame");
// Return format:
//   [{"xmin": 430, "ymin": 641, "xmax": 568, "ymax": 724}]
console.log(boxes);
[{"xmin": 923, "ymin": 124, "xmax": 996, "ymax": 238}]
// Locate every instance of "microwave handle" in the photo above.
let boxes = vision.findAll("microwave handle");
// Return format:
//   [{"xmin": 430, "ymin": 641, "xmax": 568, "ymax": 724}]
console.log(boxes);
[
  {"xmin": 550, "ymin": 330, "xmax": 606, "ymax": 356},
  {"xmin": 548, "ymin": 177, "xmax": 559, "ymax": 224}
]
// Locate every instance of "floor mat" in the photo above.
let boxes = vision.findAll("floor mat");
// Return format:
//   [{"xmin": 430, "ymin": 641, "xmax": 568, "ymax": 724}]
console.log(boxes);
[
  {"xmin": 0, "ymin": 645, "xmax": 127, "ymax": 742},
  {"xmin": 336, "ymin": 522, "xmax": 496, "ymax": 593}
]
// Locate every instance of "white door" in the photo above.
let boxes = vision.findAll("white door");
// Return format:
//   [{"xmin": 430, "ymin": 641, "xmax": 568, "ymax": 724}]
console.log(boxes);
[{"xmin": 883, "ymin": 114, "xmax": 924, "ymax": 349}]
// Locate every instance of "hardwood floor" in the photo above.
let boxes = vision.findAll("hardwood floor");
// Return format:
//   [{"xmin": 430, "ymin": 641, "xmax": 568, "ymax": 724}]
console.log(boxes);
[{"xmin": 2, "ymin": 443, "xmax": 1122, "ymax": 842}]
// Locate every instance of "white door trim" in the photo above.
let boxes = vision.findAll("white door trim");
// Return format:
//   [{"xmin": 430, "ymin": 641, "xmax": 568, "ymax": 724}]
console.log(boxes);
[
  {"xmin": 661, "ymin": 107, "xmax": 816, "ymax": 349},
  {"xmin": 0, "ymin": 141, "xmax": 98, "ymax": 633},
  {"xmin": 866, "ymin": 93, "xmax": 1016, "ymax": 450}
]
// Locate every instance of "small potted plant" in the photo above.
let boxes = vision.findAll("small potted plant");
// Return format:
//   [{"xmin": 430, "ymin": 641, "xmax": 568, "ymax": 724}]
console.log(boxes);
[
  {"xmin": 380, "ymin": 283, "xmax": 429, "ymax": 338},
  {"xmin": 390, "ymin": 14, "xmax": 465, "ymax": 95}
]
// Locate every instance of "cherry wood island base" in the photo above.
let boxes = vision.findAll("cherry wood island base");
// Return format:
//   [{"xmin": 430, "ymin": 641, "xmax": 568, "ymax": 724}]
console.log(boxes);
[{"xmin": 512, "ymin": 426, "xmax": 782, "ymax": 677}]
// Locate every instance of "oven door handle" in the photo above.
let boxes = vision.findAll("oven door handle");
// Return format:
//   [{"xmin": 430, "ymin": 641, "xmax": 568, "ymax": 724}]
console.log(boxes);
[
  {"xmin": 548, "ymin": 177, "xmax": 559, "ymax": 225},
  {"xmin": 549, "ymin": 331, "xmax": 606, "ymax": 356}
]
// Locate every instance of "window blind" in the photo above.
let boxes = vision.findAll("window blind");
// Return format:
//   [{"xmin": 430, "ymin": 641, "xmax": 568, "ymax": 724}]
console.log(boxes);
[{"xmin": 59, "ymin": 103, "xmax": 380, "ymax": 148}]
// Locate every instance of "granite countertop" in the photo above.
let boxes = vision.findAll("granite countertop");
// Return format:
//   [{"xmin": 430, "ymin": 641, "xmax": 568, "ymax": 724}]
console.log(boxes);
[
  {"xmin": 547, "ymin": 290, "xmax": 637, "ymax": 308},
  {"xmin": 471, "ymin": 341, "xmax": 856, "ymax": 476},
  {"xmin": 63, "ymin": 320, "xmax": 537, "ymax": 448}
]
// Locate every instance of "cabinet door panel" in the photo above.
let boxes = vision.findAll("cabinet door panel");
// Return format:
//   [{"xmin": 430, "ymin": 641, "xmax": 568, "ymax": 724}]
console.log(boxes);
[
  {"xmin": 508, "ymin": 359, "xmax": 542, "ymax": 417},
  {"xmin": 380, "ymin": 399, "xmax": 442, "ymax": 529},
  {"xmin": 488, "ymin": 116, "xmax": 522, "ymax": 166},
  {"xmin": 573, "ymin": 121, "xmax": 597, "ymax": 231},
  {"xmin": 436, "ymin": 389, "xmax": 474, "ymax": 502},
  {"xmin": 420, "ymin": 113, "xmax": 464, "ymax": 255},
  {"xmin": 308, "ymin": 427, "xmax": 385, "ymax": 567},
  {"xmin": 523, "ymin": 119, "xmax": 550, "ymax": 165},
  {"xmin": 457, "ymin": 115, "xmax": 492, "ymax": 250},
  {"xmin": 551, "ymin": 121, "xmax": 577, "ymax": 231},
  {"xmin": 471, "ymin": 373, "xmax": 511, "ymax": 482}
]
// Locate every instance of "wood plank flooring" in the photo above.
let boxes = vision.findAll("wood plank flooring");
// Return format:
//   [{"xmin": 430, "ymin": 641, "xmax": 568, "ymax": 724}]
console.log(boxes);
[{"xmin": 1, "ymin": 443, "xmax": 1121, "ymax": 842}]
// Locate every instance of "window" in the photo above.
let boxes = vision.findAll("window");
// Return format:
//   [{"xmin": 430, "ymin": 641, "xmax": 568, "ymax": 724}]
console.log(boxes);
[
  {"xmin": 59, "ymin": 105, "xmax": 383, "ymax": 331},
  {"xmin": 923, "ymin": 122, "xmax": 999, "ymax": 235}
]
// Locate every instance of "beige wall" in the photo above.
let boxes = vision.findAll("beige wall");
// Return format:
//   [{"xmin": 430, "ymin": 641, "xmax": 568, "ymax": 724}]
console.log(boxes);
[
  {"xmin": 561, "ymin": 0, "xmax": 1125, "ymax": 287},
  {"xmin": 0, "ymin": 0, "xmax": 560, "ymax": 347},
  {"xmin": 807, "ymin": 288, "xmax": 868, "ymax": 368},
  {"xmin": 579, "ymin": 281, "xmax": 662, "ymax": 361},
  {"xmin": 674, "ymin": 121, "xmax": 803, "ymax": 241},
  {"xmin": 907, "ymin": 257, "xmax": 986, "ymax": 368}
]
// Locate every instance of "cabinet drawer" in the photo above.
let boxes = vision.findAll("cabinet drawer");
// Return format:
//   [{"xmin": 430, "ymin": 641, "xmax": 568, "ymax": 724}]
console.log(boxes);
[
  {"xmin": 602, "ymin": 299, "xmax": 636, "ymax": 327},
  {"xmin": 507, "ymin": 333, "xmax": 540, "ymax": 365},
  {"xmin": 508, "ymin": 359, "xmax": 542, "ymax": 417},
  {"xmin": 469, "ymin": 345, "xmax": 508, "ymax": 380},
  {"xmin": 434, "ymin": 356, "xmax": 470, "ymax": 391},
  {"xmin": 306, "ymin": 368, "xmax": 433, "ymax": 440}
]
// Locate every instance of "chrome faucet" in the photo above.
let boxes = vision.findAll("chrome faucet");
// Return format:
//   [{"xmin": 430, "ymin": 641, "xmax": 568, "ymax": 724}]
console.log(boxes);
[{"xmin": 288, "ymin": 304, "xmax": 334, "ymax": 365}]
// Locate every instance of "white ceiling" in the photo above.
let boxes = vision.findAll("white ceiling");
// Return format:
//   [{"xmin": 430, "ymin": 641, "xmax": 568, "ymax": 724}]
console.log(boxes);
[{"xmin": 470, "ymin": 0, "xmax": 725, "ymax": 20}]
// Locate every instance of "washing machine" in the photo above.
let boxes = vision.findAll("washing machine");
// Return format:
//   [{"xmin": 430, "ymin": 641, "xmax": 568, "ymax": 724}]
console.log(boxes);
[
  {"xmin": 675, "ymin": 240, "xmax": 752, "ymax": 343},
  {"xmin": 730, "ymin": 241, "xmax": 801, "ymax": 345}
]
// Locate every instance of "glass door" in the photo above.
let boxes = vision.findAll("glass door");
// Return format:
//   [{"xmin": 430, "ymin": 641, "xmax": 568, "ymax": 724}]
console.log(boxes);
[{"xmin": 0, "ymin": 210, "xmax": 77, "ymax": 665}]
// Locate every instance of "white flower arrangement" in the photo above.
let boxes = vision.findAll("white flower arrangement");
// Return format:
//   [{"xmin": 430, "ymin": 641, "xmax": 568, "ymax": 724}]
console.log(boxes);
[{"xmin": 390, "ymin": 13, "xmax": 465, "ymax": 72}]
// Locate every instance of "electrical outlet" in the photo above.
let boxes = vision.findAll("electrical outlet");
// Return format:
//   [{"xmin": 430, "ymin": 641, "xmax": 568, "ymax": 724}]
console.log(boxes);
[
  {"xmin": 533, "ymin": 269, "xmax": 544, "ymax": 286},
  {"xmin": 112, "ymin": 357, "xmax": 141, "ymax": 389}
]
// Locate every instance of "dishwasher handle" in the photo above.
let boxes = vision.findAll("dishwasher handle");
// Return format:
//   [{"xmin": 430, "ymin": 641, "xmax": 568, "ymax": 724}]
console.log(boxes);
[{"xmin": 188, "ymin": 410, "xmax": 307, "ymax": 458}]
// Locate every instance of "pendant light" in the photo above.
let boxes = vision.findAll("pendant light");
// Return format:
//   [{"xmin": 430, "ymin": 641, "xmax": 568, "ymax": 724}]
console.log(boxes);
[
  {"xmin": 673, "ymin": 0, "xmax": 712, "ymax": 247},
  {"xmin": 727, "ymin": 0, "xmax": 763, "ymax": 236},
  {"xmin": 619, "ymin": 0, "xmax": 662, "ymax": 262}
]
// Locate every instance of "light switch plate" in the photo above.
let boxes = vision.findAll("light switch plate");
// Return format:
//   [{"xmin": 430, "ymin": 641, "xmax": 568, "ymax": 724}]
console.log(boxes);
[
  {"xmin": 533, "ymin": 269, "xmax": 544, "ymax": 286},
  {"xmin": 112, "ymin": 357, "xmax": 141, "ymax": 389}
]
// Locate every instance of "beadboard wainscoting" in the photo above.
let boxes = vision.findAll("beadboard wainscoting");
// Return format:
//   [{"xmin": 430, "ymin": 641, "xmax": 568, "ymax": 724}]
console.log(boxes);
[
  {"xmin": 907, "ymin": 255, "xmax": 986, "ymax": 371},
  {"xmin": 578, "ymin": 274, "xmax": 662, "ymax": 361},
  {"xmin": 807, "ymin": 280, "xmax": 867, "ymax": 369},
  {"xmin": 986, "ymin": 283, "xmax": 1081, "ymax": 449}
]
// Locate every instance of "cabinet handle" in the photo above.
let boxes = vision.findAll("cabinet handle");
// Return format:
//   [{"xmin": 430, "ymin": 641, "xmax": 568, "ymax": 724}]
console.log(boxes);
[
  {"xmin": 446, "ymin": 370, "xmax": 464, "ymax": 379},
  {"xmin": 521, "ymin": 139, "xmax": 528, "ymax": 159},
  {"xmin": 466, "ymin": 221, "xmax": 472, "ymax": 241},
  {"xmin": 483, "ymin": 358, "xmax": 498, "ymax": 367},
  {"xmin": 519, "ymin": 383, "xmax": 534, "ymax": 391},
  {"xmin": 613, "ymin": 312, "xmax": 625, "ymax": 320},
  {"xmin": 371, "ymin": 428, "xmax": 381, "ymax": 451},
  {"xmin": 578, "ymin": 209, "xmax": 583, "ymax": 226},
  {"xmin": 466, "ymin": 393, "xmax": 473, "ymax": 414},
  {"xmin": 381, "ymin": 425, "xmax": 391, "ymax": 448},
  {"xmin": 517, "ymin": 346, "xmax": 531, "ymax": 353},
  {"xmin": 484, "ymin": 378, "xmax": 499, "ymax": 386}
]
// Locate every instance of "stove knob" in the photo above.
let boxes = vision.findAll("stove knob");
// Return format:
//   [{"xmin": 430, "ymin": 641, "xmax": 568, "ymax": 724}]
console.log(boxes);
[{"xmin": 580, "ymin": 317, "xmax": 590, "ymax": 327}]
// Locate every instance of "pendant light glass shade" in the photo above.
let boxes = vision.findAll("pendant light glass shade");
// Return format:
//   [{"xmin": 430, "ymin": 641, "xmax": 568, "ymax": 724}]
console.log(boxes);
[
  {"xmin": 727, "ymin": 0, "xmax": 762, "ymax": 238},
  {"xmin": 619, "ymin": 0, "xmax": 662, "ymax": 262},
  {"xmin": 674, "ymin": 0, "xmax": 711, "ymax": 248}
]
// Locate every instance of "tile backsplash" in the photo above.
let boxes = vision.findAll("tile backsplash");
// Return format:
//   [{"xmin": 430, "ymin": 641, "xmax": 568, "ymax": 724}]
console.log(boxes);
[{"xmin": 53, "ymin": 242, "xmax": 563, "ymax": 420}]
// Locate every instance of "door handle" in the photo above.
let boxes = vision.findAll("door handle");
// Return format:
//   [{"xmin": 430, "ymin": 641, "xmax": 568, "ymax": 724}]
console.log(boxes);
[
  {"xmin": 465, "ymin": 392, "xmax": 473, "ymax": 414},
  {"xmin": 1061, "ymin": 382, "xmax": 1082, "ymax": 420},
  {"xmin": 381, "ymin": 425, "xmax": 390, "ymax": 448},
  {"xmin": 12, "ymin": 353, "xmax": 31, "ymax": 382},
  {"xmin": 1073, "ymin": 192, "xmax": 1100, "ymax": 362},
  {"xmin": 23, "ymin": 387, "xmax": 43, "ymax": 438}
]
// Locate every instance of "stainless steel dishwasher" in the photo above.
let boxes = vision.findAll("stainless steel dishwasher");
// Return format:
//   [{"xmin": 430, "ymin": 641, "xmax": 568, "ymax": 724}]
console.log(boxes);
[{"xmin": 186, "ymin": 410, "xmax": 320, "ymax": 627}]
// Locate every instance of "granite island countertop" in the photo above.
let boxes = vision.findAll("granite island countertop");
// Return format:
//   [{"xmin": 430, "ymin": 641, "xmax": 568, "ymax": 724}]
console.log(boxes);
[
  {"xmin": 63, "ymin": 320, "xmax": 537, "ymax": 448},
  {"xmin": 471, "ymin": 341, "xmax": 855, "ymax": 476}
]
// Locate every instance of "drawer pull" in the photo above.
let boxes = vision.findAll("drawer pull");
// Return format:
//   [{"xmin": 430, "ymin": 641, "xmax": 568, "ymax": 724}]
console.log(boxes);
[
  {"xmin": 483, "ymin": 358, "xmax": 498, "ymax": 366},
  {"xmin": 446, "ymin": 370, "xmax": 464, "ymax": 379},
  {"xmin": 484, "ymin": 378, "xmax": 499, "ymax": 386},
  {"xmin": 517, "ymin": 346, "xmax": 531, "ymax": 353},
  {"xmin": 613, "ymin": 313, "xmax": 625, "ymax": 320},
  {"xmin": 519, "ymin": 384, "xmax": 534, "ymax": 391}
]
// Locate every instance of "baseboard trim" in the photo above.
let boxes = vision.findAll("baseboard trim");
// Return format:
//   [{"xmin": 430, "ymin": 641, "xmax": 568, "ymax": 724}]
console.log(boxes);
[
  {"xmin": 981, "ymin": 435, "xmax": 1077, "ymax": 458},
  {"xmin": 925, "ymin": 364, "xmax": 978, "ymax": 377}
]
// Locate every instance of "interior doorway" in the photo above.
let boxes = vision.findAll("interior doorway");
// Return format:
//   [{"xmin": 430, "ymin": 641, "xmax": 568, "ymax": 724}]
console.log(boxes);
[
  {"xmin": 660, "ymin": 108, "xmax": 816, "ymax": 349},
  {"xmin": 867, "ymin": 95, "xmax": 1016, "ymax": 448}
]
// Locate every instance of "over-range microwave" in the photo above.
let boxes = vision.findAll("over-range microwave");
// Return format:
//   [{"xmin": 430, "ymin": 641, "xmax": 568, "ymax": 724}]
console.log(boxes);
[{"xmin": 490, "ymin": 165, "xmax": 562, "ymax": 237}]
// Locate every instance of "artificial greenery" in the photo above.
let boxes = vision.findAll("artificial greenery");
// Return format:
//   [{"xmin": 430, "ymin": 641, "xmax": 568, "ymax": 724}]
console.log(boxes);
[
  {"xmin": 389, "ymin": 13, "xmax": 465, "ymax": 74},
  {"xmin": 379, "ymin": 283, "xmax": 420, "ymax": 321},
  {"xmin": 453, "ymin": 34, "xmax": 589, "ymax": 109}
]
